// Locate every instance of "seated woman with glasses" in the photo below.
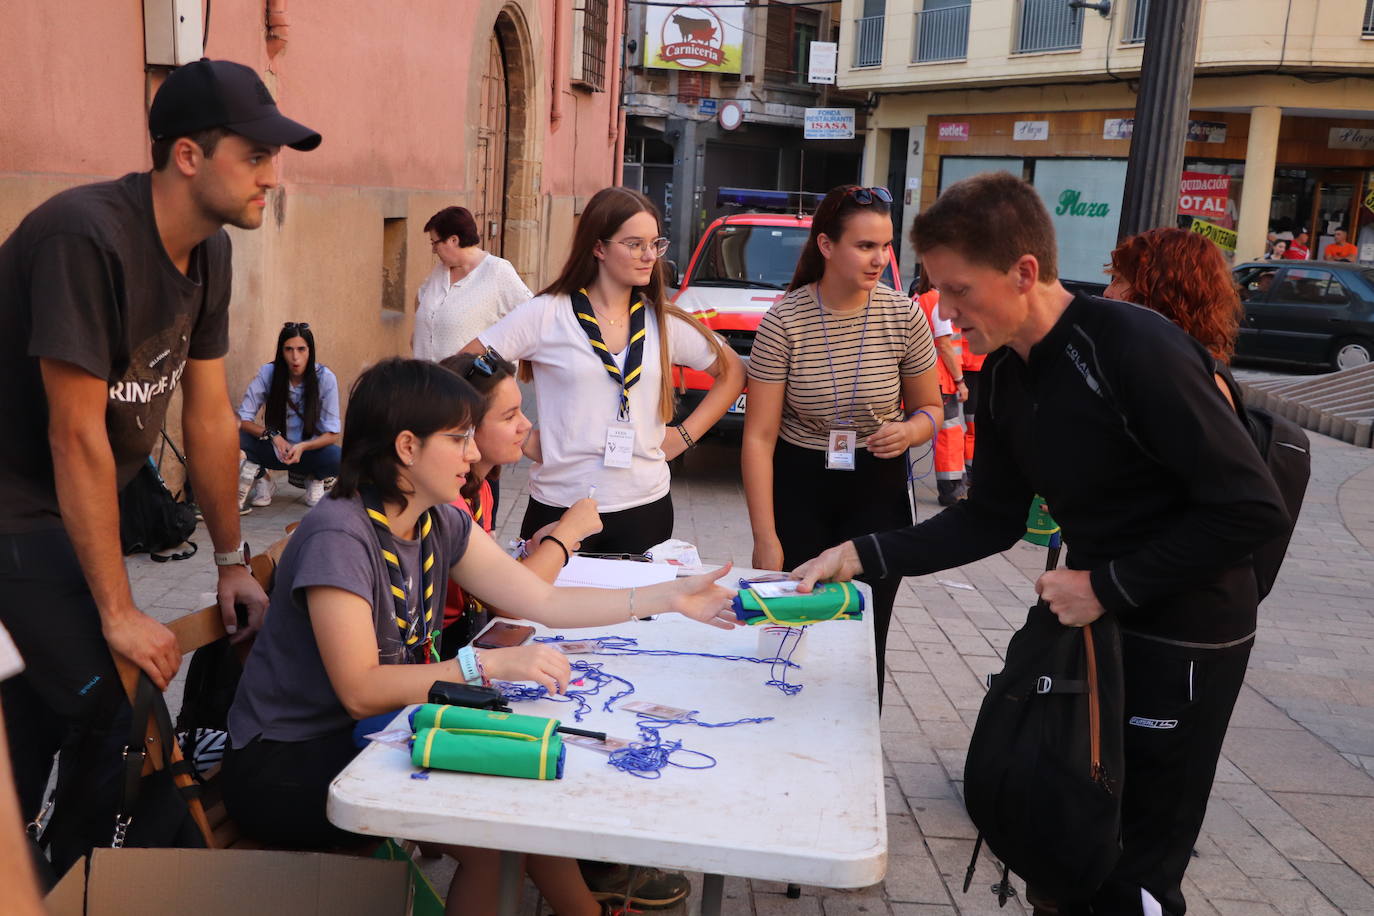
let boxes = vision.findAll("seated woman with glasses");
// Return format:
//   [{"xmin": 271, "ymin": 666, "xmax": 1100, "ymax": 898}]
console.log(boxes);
[
  {"xmin": 237, "ymin": 321, "xmax": 342, "ymax": 510},
  {"xmin": 465, "ymin": 187, "xmax": 746, "ymax": 554},
  {"xmin": 224, "ymin": 357, "xmax": 737, "ymax": 916},
  {"xmin": 414, "ymin": 206, "xmax": 532, "ymax": 363},
  {"xmin": 435, "ymin": 348, "xmax": 603, "ymax": 652}
]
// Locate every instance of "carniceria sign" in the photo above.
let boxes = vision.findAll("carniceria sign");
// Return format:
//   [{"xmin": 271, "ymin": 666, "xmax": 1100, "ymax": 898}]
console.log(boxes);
[{"xmin": 644, "ymin": 3, "xmax": 744, "ymax": 73}]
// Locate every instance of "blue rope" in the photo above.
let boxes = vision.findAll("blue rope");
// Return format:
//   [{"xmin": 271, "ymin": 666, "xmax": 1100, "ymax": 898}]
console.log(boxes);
[
  {"xmin": 607, "ymin": 724, "xmax": 717, "ymax": 779},
  {"xmin": 532, "ymin": 633, "xmax": 803, "ymax": 695},
  {"xmin": 492, "ymin": 660, "xmax": 635, "ymax": 722}
]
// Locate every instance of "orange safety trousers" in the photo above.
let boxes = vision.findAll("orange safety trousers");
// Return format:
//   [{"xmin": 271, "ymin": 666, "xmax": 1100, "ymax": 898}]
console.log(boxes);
[{"xmin": 935, "ymin": 392, "xmax": 965, "ymax": 482}]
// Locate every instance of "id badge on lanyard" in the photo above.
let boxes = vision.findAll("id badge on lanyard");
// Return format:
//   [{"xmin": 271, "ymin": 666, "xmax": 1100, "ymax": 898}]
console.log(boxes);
[
  {"xmin": 826, "ymin": 427, "xmax": 857, "ymax": 471},
  {"xmin": 604, "ymin": 424, "xmax": 634, "ymax": 468}
]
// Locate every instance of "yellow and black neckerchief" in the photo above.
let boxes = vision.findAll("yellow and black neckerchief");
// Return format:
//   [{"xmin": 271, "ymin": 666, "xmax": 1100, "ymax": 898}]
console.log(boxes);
[
  {"xmin": 572, "ymin": 288, "xmax": 646, "ymax": 421},
  {"xmin": 362, "ymin": 487, "xmax": 439, "ymax": 664}
]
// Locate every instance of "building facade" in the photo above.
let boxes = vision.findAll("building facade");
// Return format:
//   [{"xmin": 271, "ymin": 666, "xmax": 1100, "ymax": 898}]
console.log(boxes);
[
  {"xmin": 0, "ymin": 0, "xmax": 624, "ymax": 445},
  {"xmin": 838, "ymin": 0, "xmax": 1374, "ymax": 280},
  {"xmin": 622, "ymin": 1, "xmax": 876, "ymax": 268}
]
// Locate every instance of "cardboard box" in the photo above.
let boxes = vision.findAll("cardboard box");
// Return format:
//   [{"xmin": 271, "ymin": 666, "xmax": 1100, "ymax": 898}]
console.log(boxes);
[{"xmin": 46, "ymin": 847, "xmax": 413, "ymax": 915}]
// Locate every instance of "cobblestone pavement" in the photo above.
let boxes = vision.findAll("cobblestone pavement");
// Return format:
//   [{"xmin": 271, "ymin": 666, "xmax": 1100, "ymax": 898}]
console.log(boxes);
[{"xmin": 128, "ymin": 425, "xmax": 1374, "ymax": 914}]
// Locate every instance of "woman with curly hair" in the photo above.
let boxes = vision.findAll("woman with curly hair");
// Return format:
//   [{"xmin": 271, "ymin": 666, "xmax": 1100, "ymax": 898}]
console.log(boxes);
[{"xmin": 1106, "ymin": 227, "xmax": 1243, "ymax": 404}]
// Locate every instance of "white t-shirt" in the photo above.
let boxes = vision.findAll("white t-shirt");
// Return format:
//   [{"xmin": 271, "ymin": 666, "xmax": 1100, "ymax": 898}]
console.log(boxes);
[
  {"xmin": 412, "ymin": 254, "xmax": 532, "ymax": 362},
  {"xmin": 479, "ymin": 292, "xmax": 721, "ymax": 512}
]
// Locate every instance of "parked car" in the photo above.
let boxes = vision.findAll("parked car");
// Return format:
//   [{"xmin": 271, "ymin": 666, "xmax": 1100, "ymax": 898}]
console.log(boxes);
[
  {"xmin": 670, "ymin": 188, "xmax": 901, "ymax": 430},
  {"xmin": 1233, "ymin": 260, "xmax": 1374, "ymax": 371}
]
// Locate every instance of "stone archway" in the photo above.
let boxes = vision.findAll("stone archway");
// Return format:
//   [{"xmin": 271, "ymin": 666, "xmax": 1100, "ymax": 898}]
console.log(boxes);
[{"xmin": 489, "ymin": 6, "xmax": 538, "ymax": 287}]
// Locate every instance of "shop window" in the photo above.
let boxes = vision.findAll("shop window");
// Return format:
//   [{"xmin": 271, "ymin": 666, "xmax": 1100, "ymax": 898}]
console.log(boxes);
[
  {"xmin": 1015, "ymin": 0, "xmax": 1084, "ymax": 53},
  {"xmin": 766, "ymin": 2, "xmax": 821, "ymax": 85},
  {"xmin": 1124, "ymin": 0, "xmax": 1149, "ymax": 44},
  {"xmin": 571, "ymin": 0, "xmax": 608, "ymax": 92}
]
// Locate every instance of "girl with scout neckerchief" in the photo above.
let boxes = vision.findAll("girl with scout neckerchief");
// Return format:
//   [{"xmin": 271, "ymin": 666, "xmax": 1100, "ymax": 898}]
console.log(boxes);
[
  {"xmin": 223, "ymin": 358, "xmax": 737, "ymax": 915},
  {"xmin": 468, "ymin": 187, "xmax": 745, "ymax": 554},
  {"xmin": 741, "ymin": 185, "xmax": 942, "ymax": 704}
]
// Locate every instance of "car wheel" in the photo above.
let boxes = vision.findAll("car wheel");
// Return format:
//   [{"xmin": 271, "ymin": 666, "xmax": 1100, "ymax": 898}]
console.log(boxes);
[{"xmin": 1333, "ymin": 338, "xmax": 1373, "ymax": 371}]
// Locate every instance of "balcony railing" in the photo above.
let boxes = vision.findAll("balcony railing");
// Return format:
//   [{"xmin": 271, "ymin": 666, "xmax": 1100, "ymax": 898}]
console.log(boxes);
[
  {"xmin": 853, "ymin": 15, "xmax": 885, "ymax": 67},
  {"xmin": 1015, "ymin": 0, "xmax": 1083, "ymax": 53},
  {"xmin": 1124, "ymin": 0, "xmax": 1149, "ymax": 43},
  {"xmin": 1365, "ymin": 0, "xmax": 1374, "ymax": 35},
  {"xmin": 912, "ymin": 4, "xmax": 970, "ymax": 62}
]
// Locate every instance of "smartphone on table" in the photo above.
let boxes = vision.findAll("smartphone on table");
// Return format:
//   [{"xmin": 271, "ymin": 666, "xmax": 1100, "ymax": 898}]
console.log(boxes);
[{"xmin": 473, "ymin": 620, "xmax": 536, "ymax": 650}]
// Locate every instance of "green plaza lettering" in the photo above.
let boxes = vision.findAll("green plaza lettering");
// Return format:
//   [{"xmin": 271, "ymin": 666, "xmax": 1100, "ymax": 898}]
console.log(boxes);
[{"xmin": 1055, "ymin": 189, "xmax": 1112, "ymax": 218}]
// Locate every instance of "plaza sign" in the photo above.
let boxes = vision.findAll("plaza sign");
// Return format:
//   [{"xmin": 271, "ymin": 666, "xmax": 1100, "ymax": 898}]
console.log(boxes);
[{"xmin": 645, "ymin": 2, "xmax": 744, "ymax": 73}]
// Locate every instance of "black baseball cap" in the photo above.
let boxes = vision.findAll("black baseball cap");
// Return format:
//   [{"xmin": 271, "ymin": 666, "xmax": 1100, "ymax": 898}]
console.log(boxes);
[{"xmin": 149, "ymin": 58, "xmax": 321, "ymax": 152}]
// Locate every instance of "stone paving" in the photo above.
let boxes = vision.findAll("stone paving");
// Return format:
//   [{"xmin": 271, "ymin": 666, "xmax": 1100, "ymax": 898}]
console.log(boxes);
[{"xmin": 127, "ymin": 424, "xmax": 1374, "ymax": 914}]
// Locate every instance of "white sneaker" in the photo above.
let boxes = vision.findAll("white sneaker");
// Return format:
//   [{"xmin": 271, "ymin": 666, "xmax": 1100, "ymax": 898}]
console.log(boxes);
[
  {"xmin": 249, "ymin": 474, "xmax": 275, "ymax": 507},
  {"xmin": 237, "ymin": 461, "xmax": 261, "ymax": 509},
  {"xmin": 305, "ymin": 478, "xmax": 325, "ymax": 507}
]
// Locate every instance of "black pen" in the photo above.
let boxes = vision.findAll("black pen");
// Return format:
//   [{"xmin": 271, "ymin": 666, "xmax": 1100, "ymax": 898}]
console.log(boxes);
[{"xmin": 557, "ymin": 726, "xmax": 608, "ymax": 741}]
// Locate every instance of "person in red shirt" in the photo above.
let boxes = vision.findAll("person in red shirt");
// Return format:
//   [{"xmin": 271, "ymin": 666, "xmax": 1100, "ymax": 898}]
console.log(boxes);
[
  {"xmin": 1284, "ymin": 231, "xmax": 1310, "ymax": 260},
  {"xmin": 1324, "ymin": 229, "xmax": 1358, "ymax": 262}
]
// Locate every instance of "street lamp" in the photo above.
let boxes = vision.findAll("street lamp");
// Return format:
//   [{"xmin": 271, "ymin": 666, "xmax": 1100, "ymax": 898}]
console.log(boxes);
[{"xmin": 1068, "ymin": 0, "xmax": 1112, "ymax": 16}]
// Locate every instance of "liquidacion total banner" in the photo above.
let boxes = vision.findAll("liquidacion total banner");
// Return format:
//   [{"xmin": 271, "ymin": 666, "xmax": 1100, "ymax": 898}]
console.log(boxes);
[{"xmin": 644, "ymin": 2, "xmax": 745, "ymax": 74}]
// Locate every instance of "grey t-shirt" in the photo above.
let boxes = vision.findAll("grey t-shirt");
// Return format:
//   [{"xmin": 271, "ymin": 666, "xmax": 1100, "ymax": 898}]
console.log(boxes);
[
  {"xmin": 0, "ymin": 171, "xmax": 231, "ymax": 533},
  {"xmin": 229, "ymin": 493, "xmax": 472, "ymax": 747}
]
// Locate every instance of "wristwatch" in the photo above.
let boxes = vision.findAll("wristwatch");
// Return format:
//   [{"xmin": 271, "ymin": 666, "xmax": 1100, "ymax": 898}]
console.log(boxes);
[
  {"xmin": 261, "ymin": 426, "xmax": 282, "ymax": 441},
  {"xmin": 214, "ymin": 541, "xmax": 250, "ymax": 568}
]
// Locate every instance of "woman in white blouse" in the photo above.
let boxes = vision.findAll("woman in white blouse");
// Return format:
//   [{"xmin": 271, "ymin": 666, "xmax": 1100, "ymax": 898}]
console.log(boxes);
[
  {"xmin": 468, "ymin": 187, "xmax": 745, "ymax": 554},
  {"xmin": 413, "ymin": 207, "xmax": 532, "ymax": 362}
]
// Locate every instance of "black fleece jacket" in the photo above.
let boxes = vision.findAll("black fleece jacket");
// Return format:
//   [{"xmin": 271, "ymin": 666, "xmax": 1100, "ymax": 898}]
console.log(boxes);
[{"xmin": 853, "ymin": 294, "xmax": 1289, "ymax": 647}]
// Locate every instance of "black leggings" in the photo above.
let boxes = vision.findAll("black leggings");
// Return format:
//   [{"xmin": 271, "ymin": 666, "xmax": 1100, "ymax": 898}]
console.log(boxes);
[
  {"xmin": 772, "ymin": 440, "xmax": 912, "ymax": 704},
  {"xmin": 520, "ymin": 493, "xmax": 673, "ymax": 555},
  {"xmin": 222, "ymin": 728, "xmax": 367, "ymax": 849}
]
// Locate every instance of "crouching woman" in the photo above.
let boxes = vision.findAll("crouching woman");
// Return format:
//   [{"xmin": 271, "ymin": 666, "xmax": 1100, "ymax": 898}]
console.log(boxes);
[{"xmin": 222, "ymin": 357, "xmax": 735, "ymax": 916}]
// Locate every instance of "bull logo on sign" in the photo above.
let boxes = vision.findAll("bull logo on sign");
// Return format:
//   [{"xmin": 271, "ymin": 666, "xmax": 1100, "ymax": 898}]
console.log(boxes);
[{"xmin": 658, "ymin": 5, "xmax": 727, "ymax": 68}]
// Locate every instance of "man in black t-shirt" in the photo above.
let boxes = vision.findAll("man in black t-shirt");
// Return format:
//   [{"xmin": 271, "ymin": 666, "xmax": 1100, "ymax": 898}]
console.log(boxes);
[
  {"xmin": 0, "ymin": 59, "xmax": 320, "ymax": 867},
  {"xmin": 795, "ymin": 174, "xmax": 1288, "ymax": 916}
]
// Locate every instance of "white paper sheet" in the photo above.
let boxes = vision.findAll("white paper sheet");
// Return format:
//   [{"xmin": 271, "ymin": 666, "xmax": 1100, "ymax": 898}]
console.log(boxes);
[{"xmin": 555, "ymin": 556, "xmax": 680, "ymax": 589}]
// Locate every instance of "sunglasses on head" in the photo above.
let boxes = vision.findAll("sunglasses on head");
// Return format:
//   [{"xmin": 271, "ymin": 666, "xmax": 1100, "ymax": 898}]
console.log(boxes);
[
  {"xmin": 282, "ymin": 321, "xmax": 310, "ymax": 333},
  {"xmin": 465, "ymin": 347, "xmax": 506, "ymax": 380},
  {"xmin": 846, "ymin": 186, "xmax": 893, "ymax": 206}
]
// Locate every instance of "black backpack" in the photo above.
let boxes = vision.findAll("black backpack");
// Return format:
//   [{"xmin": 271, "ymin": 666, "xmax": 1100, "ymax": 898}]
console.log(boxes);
[
  {"xmin": 1217, "ymin": 368, "xmax": 1310, "ymax": 599},
  {"xmin": 119, "ymin": 458, "xmax": 197, "ymax": 555},
  {"xmin": 963, "ymin": 600, "xmax": 1126, "ymax": 904}
]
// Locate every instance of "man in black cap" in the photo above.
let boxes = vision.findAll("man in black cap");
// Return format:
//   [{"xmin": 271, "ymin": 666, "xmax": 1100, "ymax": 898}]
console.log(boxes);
[{"xmin": 0, "ymin": 59, "xmax": 320, "ymax": 869}]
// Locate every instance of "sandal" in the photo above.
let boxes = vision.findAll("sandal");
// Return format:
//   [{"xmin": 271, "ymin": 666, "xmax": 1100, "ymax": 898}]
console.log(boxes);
[{"xmin": 150, "ymin": 540, "xmax": 197, "ymax": 562}]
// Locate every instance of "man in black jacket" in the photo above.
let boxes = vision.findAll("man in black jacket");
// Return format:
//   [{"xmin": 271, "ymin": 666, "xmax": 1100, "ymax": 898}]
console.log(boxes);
[{"xmin": 795, "ymin": 172, "xmax": 1288, "ymax": 915}]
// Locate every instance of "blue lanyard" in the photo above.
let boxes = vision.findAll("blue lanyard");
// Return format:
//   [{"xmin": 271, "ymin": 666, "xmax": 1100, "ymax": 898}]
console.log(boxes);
[{"xmin": 816, "ymin": 285, "xmax": 873, "ymax": 428}]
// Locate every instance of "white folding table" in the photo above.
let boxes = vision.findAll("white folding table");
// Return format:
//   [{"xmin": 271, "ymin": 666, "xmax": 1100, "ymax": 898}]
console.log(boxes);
[{"xmin": 328, "ymin": 570, "xmax": 885, "ymax": 916}]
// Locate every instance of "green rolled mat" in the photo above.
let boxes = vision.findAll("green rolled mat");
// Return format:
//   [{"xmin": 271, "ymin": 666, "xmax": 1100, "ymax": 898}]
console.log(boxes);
[
  {"xmin": 410, "ymin": 704, "xmax": 555, "ymax": 738},
  {"xmin": 732, "ymin": 581, "xmax": 865, "ymax": 626},
  {"xmin": 411, "ymin": 726, "xmax": 565, "ymax": 780}
]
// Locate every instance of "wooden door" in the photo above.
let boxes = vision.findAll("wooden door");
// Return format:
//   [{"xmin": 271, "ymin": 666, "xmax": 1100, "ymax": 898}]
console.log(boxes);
[{"xmin": 475, "ymin": 32, "xmax": 509, "ymax": 255}]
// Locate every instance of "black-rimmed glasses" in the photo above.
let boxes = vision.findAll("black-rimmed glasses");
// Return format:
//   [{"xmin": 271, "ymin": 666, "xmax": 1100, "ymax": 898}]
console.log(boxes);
[{"xmin": 846, "ymin": 186, "xmax": 893, "ymax": 206}]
